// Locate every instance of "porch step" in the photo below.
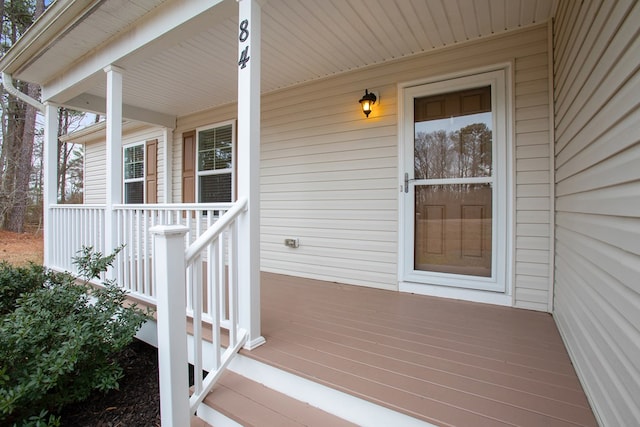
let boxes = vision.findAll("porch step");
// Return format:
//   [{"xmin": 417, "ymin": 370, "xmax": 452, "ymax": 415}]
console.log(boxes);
[
  {"xmin": 195, "ymin": 370, "xmax": 357, "ymax": 427},
  {"xmin": 190, "ymin": 415, "xmax": 213, "ymax": 427},
  {"xmin": 137, "ymin": 320, "xmax": 429, "ymax": 426},
  {"xmin": 224, "ymin": 354, "xmax": 432, "ymax": 427},
  {"xmin": 137, "ymin": 313, "xmax": 429, "ymax": 426}
]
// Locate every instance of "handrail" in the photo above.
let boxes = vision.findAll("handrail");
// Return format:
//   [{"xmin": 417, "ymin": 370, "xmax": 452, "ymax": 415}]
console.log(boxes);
[
  {"xmin": 185, "ymin": 197, "xmax": 247, "ymax": 264},
  {"xmin": 50, "ymin": 203, "xmax": 106, "ymax": 209},
  {"xmin": 113, "ymin": 202, "xmax": 235, "ymax": 210}
]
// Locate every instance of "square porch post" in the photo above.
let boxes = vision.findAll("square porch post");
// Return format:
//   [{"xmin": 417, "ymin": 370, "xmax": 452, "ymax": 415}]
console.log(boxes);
[
  {"xmin": 237, "ymin": 0, "xmax": 265, "ymax": 349},
  {"xmin": 162, "ymin": 127, "xmax": 174, "ymax": 203},
  {"xmin": 42, "ymin": 102, "xmax": 58, "ymax": 267},
  {"xmin": 104, "ymin": 65, "xmax": 124, "ymax": 275}
]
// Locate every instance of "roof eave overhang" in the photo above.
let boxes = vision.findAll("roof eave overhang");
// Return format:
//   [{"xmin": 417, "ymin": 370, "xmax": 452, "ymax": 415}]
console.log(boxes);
[{"xmin": 0, "ymin": 0, "xmax": 104, "ymax": 79}]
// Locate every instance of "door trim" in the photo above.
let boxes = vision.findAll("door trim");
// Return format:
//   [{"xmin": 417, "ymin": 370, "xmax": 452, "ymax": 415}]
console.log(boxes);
[{"xmin": 397, "ymin": 64, "xmax": 514, "ymax": 302}]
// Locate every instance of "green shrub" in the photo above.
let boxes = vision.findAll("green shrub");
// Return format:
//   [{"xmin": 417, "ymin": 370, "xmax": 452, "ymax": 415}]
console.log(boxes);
[
  {"xmin": 0, "ymin": 262, "xmax": 65, "ymax": 316},
  {"xmin": 0, "ymin": 247, "xmax": 151, "ymax": 426}
]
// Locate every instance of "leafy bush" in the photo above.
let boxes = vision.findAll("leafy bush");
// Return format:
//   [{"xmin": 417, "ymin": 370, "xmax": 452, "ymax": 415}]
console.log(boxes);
[
  {"xmin": 0, "ymin": 262, "xmax": 65, "ymax": 316},
  {"xmin": 0, "ymin": 247, "xmax": 151, "ymax": 426}
]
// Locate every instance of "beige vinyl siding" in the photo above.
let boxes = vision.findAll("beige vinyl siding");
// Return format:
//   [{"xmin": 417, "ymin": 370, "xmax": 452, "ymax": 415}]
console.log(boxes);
[
  {"xmin": 552, "ymin": 0, "xmax": 640, "ymax": 425},
  {"xmin": 83, "ymin": 126, "xmax": 166, "ymax": 204},
  {"xmin": 173, "ymin": 25, "xmax": 553, "ymax": 299},
  {"xmin": 514, "ymin": 48, "xmax": 553, "ymax": 311},
  {"xmin": 84, "ymin": 137, "xmax": 106, "ymax": 204},
  {"xmin": 260, "ymin": 82, "xmax": 398, "ymax": 290}
]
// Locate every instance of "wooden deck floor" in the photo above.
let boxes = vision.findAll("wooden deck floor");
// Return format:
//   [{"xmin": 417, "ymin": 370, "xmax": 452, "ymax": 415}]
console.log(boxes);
[{"xmin": 242, "ymin": 272, "xmax": 597, "ymax": 427}]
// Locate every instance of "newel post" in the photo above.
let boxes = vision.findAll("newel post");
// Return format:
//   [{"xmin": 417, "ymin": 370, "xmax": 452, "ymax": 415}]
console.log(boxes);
[{"xmin": 150, "ymin": 225, "xmax": 190, "ymax": 426}]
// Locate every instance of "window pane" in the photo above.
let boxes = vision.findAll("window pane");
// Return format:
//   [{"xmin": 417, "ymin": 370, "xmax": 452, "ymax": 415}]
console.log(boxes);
[
  {"xmin": 414, "ymin": 87, "xmax": 492, "ymax": 180},
  {"xmin": 199, "ymin": 174, "xmax": 232, "ymax": 203},
  {"xmin": 198, "ymin": 125, "xmax": 233, "ymax": 171},
  {"xmin": 124, "ymin": 145, "xmax": 144, "ymax": 179},
  {"xmin": 414, "ymin": 184, "xmax": 492, "ymax": 277},
  {"xmin": 125, "ymin": 181, "xmax": 144, "ymax": 204}
]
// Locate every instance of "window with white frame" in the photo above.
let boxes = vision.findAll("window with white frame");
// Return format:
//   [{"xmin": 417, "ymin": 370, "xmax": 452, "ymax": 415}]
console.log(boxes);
[
  {"xmin": 197, "ymin": 122, "xmax": 234, "ymax": 203},
  {"xmin": 123, "ymin": 143, "xmax": 144, "ymax": 204}
]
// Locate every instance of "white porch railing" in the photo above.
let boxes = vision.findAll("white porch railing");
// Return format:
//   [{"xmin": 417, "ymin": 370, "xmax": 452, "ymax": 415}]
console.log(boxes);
[
  {"xmin": 151, "ymin": 198, "xmax": 248, "ymax": 426},
  {"xmin": 113, "ymin": 203, "xmax": 234, "ymax": 303},
  {"xmin": 49, "ymin": 204, "xmax": 106, "ymax": 276},
  {"xmin": 47, "ymin": 203, "xmax": 234, "ymax": 301}
]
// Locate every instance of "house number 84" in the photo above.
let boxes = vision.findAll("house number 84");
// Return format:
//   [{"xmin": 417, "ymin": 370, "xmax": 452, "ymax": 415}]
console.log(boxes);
[{"xmin": 238, "ymin": 19, "xmax": 250, "ymax": 69}]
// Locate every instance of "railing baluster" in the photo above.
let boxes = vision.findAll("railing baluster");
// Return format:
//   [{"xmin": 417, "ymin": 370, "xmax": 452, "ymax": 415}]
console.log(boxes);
[
  {"xmin": 195, "ymin": 211, "xmax": 201, "ymax": 246},
  {"xmin": 152, "ymin": 210, "xmax": 158, "ymax": 296},
  {"xmin": 69, "ymin": 209, "xmax": 75, "ymax": 274},
  {"xmin": 186, "ymin": 209, "xmax": 192, "ymax": 245},
  {"xmin": 186, "ymin": 264, "xmax": 193, "ymax": 313},
  {"xmin": 129, "ymin": 210, "xmax": 135, "ymax": 291},
  {"xmin": 228, "ymin": 218, "xmax": 237, "ymax": 345},
  {"xmin": 192, "ymin": 253, "xmax": 203, "ymax": 397},
  {"xmin": 143, "ymin": 209, "xmax": 148, "ymax": 296},
  {"xmin": 212, "ymin": 237, "xmax": 221, "ymax": 369},
  {"xmin": 219, "ymin": 229, "xmax": 227, "ymax": 321},
  {"xmin": 136, "ymin": 209, "xmax": 142, "ymax": 294},
  {"xmin": 117, "ymin": 210, "xmax": 124, "ymax": 285}
]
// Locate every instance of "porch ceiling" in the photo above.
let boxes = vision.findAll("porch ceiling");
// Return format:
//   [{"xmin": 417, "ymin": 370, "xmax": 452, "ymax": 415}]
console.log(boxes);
[{"xmin": 6, "ymin": 0, "xmax": 555, "ymax": 120}]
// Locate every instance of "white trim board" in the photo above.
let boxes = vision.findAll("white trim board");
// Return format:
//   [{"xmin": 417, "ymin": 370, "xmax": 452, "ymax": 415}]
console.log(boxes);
[{"xmin": 399, "ymin": 281, "xmax": 513, "ymax": 307}]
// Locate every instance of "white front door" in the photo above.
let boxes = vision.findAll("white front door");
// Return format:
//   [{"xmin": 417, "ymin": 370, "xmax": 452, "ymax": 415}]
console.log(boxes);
[{"xmin": 401, "ymin": 69, "xmax": 510, "ymax": 293}]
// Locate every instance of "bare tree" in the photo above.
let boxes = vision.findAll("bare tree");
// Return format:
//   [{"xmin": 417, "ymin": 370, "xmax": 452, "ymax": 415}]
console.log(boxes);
[
  {"xmin": 57, "ymin": 107, "xmax": 87, "ymax": 203},
  {"xmin": 0, "ymin": 0, "xmax": 46, "ymax": 232}
]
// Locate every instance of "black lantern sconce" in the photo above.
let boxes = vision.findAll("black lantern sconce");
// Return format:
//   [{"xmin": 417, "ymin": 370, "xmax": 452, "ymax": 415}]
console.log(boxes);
[{"xmin": 359, "ymin": 89, "xmax": 377, "ymax": 118}]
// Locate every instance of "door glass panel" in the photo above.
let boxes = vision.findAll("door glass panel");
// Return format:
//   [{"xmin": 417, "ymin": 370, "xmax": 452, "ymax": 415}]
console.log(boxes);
[
  {"xmin": 414, "ymin": 184, "xmax": 492, "ymax": 277},
  {"xmin": 413, "ymin": 86, "xmax": 493, "ymax": 278},
  {"xmin": 414, "ymin": 87, "xmax": 492, "ymax": 179}
]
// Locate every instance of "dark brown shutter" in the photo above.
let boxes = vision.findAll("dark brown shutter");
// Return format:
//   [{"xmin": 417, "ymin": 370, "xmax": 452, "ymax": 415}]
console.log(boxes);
[
  {"xmin": 145, "ymin": 139, "xmax": 158, "ymax": 203},
  {"xmin": 182, "ymin": 130, "xmax": 196, "ymax": 203}
]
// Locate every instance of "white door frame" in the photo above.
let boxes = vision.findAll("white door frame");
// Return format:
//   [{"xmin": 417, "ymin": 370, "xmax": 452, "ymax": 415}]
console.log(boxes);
[{"xmin": 397, "ymin": 65, "xmax": 514, "ymax": 306}]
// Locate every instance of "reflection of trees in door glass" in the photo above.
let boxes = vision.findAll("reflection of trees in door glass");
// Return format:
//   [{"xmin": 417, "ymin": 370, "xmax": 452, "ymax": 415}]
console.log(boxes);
[{"xmin": 414, "ymin": 116, "xmax": 492, "ymax": 180}]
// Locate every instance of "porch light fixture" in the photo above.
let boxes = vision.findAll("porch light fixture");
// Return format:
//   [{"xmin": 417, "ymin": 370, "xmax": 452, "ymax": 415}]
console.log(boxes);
[{"xmin": 359, "ymin": 89, "xmax": 377, "ymax": 118}]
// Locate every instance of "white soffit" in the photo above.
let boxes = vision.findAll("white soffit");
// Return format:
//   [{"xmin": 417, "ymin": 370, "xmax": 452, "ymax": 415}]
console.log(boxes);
[
  {"xmin": 26, "ymin": 0, "xmax": 555, "ymax": 117},
  {"xmin": 16, "ymin": 0, "xmax": 167, "ymax": 82}
]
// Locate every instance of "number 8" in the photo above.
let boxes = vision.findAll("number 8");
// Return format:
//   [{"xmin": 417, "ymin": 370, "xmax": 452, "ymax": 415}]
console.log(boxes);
[{"xmin": 239, "ymin": 19, "xmax": 249, "ymax": 42}]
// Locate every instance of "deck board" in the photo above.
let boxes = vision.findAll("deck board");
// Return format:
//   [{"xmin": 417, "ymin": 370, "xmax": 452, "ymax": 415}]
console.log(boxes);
[
  {"xmin": 244, "ymin": 272, "xmax": 597, "ymax": 426},
  {"xmin": 203, "ymin": 371, "xmax": 357, "ymax": 427}
]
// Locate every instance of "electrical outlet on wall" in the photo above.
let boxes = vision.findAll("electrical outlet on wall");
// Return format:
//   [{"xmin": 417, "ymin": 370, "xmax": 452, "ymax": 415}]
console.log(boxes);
[{"xmin": 284, "ymin": 238, "xmax": 299, "ymax": 248}]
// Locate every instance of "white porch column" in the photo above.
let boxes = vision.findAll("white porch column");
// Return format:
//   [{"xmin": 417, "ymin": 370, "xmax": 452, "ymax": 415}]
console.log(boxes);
[
  {"xmin": 42, "ymin": 102, "xmax": 58, "ymax": 267},
  {"xmin": 162, "ymin": 127, "xmax": 173, "ymax": 203},
  {"xmin": 237, "ymin": 0, "xmax": 265, "ymax": 349},
  {"xmin": 104, "ymin": 65, "xmax": 124, "ymax": 270}
]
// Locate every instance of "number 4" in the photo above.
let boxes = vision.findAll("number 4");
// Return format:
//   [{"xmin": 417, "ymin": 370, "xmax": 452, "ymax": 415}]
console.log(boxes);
[{"xmin": 238, "ymin": 46, "xmax": 250, "ymax": 69}]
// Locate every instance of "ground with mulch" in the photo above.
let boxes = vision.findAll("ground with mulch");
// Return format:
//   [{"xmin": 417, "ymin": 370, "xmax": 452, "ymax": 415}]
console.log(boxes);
[
  {"xmin": 58, "ymin": 340, "xmax": 161, "ymax": 426},
  {"xmin": 1, "ymin": 230, "xmax": 162, "ymax": 426}
]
